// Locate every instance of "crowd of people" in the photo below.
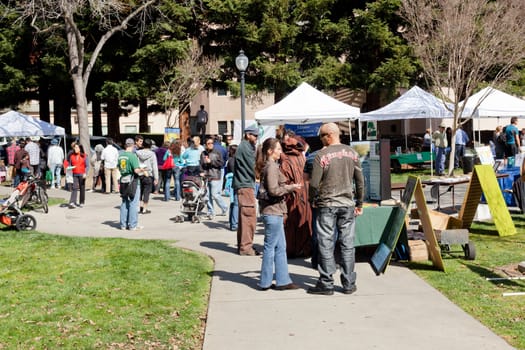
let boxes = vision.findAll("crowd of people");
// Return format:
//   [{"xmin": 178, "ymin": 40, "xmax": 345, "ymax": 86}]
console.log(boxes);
[
  {"xmin": 492, "ymin": 116, "xmax": 524, "ymax": 162},
  {"xmin": 0, "ymin": 122, "xmax": 365, "ymax": 296},
  {"xmin": 231, "ymin": 122, "xmax": 364, "ymax": 295}
]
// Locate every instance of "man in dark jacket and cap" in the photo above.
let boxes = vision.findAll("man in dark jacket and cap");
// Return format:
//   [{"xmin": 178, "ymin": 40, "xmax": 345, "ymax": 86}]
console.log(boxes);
[{"xmin": 233, "ymin": 125, "xmax": 260, "ymax": 255}]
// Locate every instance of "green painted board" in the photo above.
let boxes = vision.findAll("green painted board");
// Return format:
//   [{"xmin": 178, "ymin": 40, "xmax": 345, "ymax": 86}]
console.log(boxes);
[
  {"xmin": 355, "ymin": 206, "xmax": 396, "ymax": 247},
  {"xmin": 371, "ymin": 205, "xmax": 406, "ymax": 275}
]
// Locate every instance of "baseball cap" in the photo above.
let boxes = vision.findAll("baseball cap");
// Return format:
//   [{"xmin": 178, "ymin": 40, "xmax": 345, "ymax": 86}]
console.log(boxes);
[
  {"xmin": 244, "ymin": 125, "xmax": 259, "ymax": 136},
  {"xmin": 125, "ymin": 138, "xmax": 135, "ymax": 146},
  {"xmin": 439, "ymin": 122, "xmax": 446, "ymax": 128}
]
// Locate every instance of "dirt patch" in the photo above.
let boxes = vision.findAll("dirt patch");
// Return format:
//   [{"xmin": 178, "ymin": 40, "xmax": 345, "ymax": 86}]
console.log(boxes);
[{"xmin": 493, "ymin": 263, "xmax": 525, "ymax": 278}]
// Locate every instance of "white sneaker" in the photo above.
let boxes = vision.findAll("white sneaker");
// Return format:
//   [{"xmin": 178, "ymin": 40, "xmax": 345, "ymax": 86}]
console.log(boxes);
[{"xmin": 129, "ymin": 226, "xmax": 144, "ymax": 231}]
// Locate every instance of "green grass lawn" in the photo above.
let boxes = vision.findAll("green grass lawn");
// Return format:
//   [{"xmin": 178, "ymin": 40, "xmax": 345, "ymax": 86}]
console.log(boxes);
[
  {"xmin": 0, "ymin": 232, "xmax": 213, "ymax": 349},
  {"xmin": 409, "ymin": 213, "xmax": 525, "ymax": 349}
]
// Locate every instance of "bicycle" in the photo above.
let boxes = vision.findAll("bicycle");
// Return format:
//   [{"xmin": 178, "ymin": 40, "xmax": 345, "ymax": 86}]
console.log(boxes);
[{"xmin": 18, "ymin": 175, "xmax": 49, "ymax": 214}]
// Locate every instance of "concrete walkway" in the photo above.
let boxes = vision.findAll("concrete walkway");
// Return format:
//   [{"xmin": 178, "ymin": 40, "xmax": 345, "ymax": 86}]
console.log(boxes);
[{"xmin": 3, "ymin": 186, "xmax": 514, "ymax": 350}]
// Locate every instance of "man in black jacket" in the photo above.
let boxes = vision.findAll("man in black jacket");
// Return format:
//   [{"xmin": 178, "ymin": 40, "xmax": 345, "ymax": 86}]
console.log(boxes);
[{"xmin": 201, "ymin": 137, "xmax": 228, "ymax": 219}]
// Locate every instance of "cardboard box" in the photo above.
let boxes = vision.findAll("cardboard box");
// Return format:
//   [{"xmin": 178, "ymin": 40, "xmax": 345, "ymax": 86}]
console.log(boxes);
[{"xmin": 408, "ymin": 240, "xmax": 429, "ymax": 262}]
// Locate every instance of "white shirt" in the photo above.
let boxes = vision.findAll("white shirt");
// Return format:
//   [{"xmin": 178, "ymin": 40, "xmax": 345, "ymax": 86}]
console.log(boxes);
[
  {"xmin": 47, "ymin": 145, "xmax": 64, "ymax": 166},
  {"xmin": 101, "ymin": 145, "xmax": 119, "ymax": 168}
]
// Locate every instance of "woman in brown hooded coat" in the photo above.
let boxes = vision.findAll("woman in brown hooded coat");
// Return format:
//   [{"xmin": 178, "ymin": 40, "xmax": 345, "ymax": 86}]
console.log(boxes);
[{"xmin": 280, "ymin": 135, "xmax": 313, "ymax": 258}]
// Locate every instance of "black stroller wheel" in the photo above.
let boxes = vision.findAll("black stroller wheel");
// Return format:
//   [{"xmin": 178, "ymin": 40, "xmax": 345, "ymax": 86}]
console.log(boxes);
[{"xmin": 15, "ymin": 214, "xmax": 37, "ymax": 231}]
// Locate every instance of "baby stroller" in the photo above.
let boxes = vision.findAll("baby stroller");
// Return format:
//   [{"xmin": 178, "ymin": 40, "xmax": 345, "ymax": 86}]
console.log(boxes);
[
  {"xmin": 0, "ymin": 177, "xmax": 40, "ymax": 231},
  {"xmin": 173, "ymin": 174, "xmax": 209, "ymax": 223}
]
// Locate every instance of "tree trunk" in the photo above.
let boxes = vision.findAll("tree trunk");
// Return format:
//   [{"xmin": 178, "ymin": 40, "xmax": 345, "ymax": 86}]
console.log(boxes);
[
  {"xmin": 53, "ymin": 89, "xmax": 72, "ymax": 135},
  {"xmin": 447, "ymin": 131, "xmax": 457, "ymax": 176},
  {"xmin": 72, "ymin": 74, "xmax": 90, "ymax": 156},
  {"xmin": 364, "ymin": 90, "xmax": 382, "ymax": 112},
  {"xmin": 39, "ymin": 80, "xmax": 50, "ymax": 123},
  {"xmin": 139, "ymin": 98, "xmax": 148, "ymax": 133},
  {"xmin": 92, "ymin": 97, "xmax": 102, "ymax": 136},
  {"xmin": 179, "ymin": 110, "xmax": 190, "ymax": 146},
  {"xmin": 106, "ymin": 97, "xmax": 121, "ymax": 142}
]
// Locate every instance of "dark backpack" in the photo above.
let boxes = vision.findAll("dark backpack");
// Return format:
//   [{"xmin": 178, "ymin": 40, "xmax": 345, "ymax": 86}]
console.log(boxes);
[{"xmin": 497, "ymin": 127, "xmax": 507, "ymax": 145}]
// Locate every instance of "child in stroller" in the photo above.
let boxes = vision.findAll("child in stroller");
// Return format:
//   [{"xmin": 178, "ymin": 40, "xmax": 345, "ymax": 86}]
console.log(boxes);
[{"xmin": 173, "ymin": 168, "xmax": 209, "ymax": 223}]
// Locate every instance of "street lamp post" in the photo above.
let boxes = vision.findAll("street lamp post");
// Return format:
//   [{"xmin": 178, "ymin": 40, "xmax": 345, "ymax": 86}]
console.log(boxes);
[{"xmin": 235, "ymin": 50, "xmax": 249, "ymax": 133}]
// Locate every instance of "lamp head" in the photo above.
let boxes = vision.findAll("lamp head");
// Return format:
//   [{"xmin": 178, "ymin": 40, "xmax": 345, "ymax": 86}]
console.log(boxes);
[{"xmin": 235, "ymin": 50, "xmax": 249, "ymax": 72}]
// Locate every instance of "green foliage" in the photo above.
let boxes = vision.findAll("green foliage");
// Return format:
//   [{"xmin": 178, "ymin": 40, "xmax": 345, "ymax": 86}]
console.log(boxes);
[
  {"xmin": 97, "ymin": 81, "xmax": 140, "ymax": 100},
  {"xmin": 410, "ymin": 214, "xmax": 525, "ymax": 349},
  {"xmin": 0, "ymin": 14, "xmax": 32, "ymax": 106},
  {"xmin": 343, "ymin": 0, "xmax": 420, "ymax": 94},
  {"xmin": 0, "ymin": 232, "xmax": 212, "ymax": 349}
]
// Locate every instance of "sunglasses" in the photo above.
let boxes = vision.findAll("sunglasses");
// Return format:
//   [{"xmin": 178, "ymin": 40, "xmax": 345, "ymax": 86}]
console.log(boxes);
[{"xmin": 320, "ymin": 133, "xmax": 329, "ymax": 138}]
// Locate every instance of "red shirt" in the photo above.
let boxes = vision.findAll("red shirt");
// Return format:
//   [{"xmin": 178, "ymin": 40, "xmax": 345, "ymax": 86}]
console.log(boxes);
[
  {"xmin": 69, "ymin": 153, "xmax": 87, "ymax": 175},
  {"xmin": 7, "ymin": 144, "xmax": 19, "ymax": 165}
]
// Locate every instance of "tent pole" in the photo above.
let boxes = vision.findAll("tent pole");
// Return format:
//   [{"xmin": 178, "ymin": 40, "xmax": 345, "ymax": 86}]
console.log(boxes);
[
  {"xmin": 349, "ymin": 119, "xmax": 353, "ymax": 143},
  {"xmin": 358, "ymin": 119, "xmax": 362, "ymax": 141},
  {"xmin": 404, "ymin": 120, "xmax": 408, "ymax": 151},
  {"xmin": 477, "ymin": 115, "xmax": 481, "ymax": 145},
  {"xmin": 429, "ymin": 119, "xmax": 433, "ymax": 177}
]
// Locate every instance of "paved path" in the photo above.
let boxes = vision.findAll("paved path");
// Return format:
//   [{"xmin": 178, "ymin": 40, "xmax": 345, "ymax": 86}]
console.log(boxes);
[{"xmin": 2, "ymin": 185, "xmax": 514, "ymax": 350}]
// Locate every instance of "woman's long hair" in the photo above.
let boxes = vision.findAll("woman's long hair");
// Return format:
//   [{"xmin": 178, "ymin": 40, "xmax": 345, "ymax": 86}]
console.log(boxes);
[
  {"xmin": 255, "ymin": 138, "xmax": 280, "ymax": 180},
  {"xmin": 171, "ymin": 140, "xmax": 182, "ymax": 156}
]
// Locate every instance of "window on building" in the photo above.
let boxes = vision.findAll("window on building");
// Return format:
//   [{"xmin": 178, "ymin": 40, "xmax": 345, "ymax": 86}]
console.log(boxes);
[
  {"xmin": 217, "ymin": 88, "xmax": 227, "ymax": 96},
  {"xmin": 218, "ymin": 121, "xmax": 227, "ymax": 135},
  {"xmin": 124, "ymin": 125, "xmax": 138, "ymax": 133}
]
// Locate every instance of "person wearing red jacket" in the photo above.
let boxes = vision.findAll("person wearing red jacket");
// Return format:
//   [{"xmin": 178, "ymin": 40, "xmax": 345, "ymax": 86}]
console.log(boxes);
[{"xmin": 68, "ymin": 143, "xmax": 89, "ymax": 208}]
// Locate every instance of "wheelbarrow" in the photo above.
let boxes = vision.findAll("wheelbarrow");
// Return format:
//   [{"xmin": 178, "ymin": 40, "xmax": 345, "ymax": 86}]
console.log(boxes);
[{"xmin": 435, "ymin": 229, "xmax": 476, "ymax": 260}]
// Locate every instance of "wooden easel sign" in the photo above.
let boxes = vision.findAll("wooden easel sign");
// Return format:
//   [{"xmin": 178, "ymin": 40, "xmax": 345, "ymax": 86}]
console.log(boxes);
[
  {"xmin": 459, "ymin": 165, "xmax": 516, "ymax": 236},
  {"xmin": 410, "ymin": 176, "xmax": 445, "ymax": 271}
]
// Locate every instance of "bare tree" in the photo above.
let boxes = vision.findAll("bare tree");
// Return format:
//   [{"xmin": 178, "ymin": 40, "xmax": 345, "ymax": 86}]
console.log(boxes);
[
  {"xmin": 6, "ymin": 0, "xmax": 156, "ymax": 154},
  {"xmin": 156, "ymin": 39, "xmax": 222, "ymax": 128},
  {"xmin": 400, "ymin": 0, "xmax": 525, "ymax": 174}
]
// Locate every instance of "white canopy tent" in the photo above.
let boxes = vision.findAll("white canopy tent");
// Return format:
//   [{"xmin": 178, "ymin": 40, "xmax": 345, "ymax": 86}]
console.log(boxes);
[
  {"xmin": 360, "ymin": 86, "xmax": 462, "ymax": 175},
  {"xmin": 255, "ymin": 82, "xmax": 360, "ymax": 131},
  {"xmin": 461, "ymin": 87, "xmax": 525, "ymax": 143},
  {"xmin": 360, "ymin": 86, "xmax": 457, "ymax": 149},
  {"xmin": 0, "ymin": 110, "xmax": 65, "ymax": 137},
  {"xmin": 360, "ymin": 86, "xmax": 456, "ymax": 122}
]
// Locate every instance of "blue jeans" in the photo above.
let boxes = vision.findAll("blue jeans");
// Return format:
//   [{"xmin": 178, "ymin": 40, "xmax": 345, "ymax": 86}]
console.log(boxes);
[
  {"xmin": 315, "ymin": 206, "xmax": 356, "ymax": 290},
  {"xmin": 120, "ymin": 182, "xmax": 140, "ymax": 229},
  {"xmin": 260, "ymin": 214, "xmax": 292, "ymax": 288},
  {"xmin": 435, "ymin": 147, "xmax": 446, "ymax": 174},
  {"xmin": 163, "ymin": 169, "xmax": 173, "ymax": 201},
  {"xmin": 454, "ymin": 144, "xmax": 465, "ymax": 168},
  {"xmin": 229, "ymin": 193, "xmax": 238, "ymax": 231},
  {"xmin": 172, "ymin": 166, "xmax": 181, "ymax": 200},
  {"xmin": 207, "ymin": 179, "xmax": 227, "ymax": 215},
  {"xmin": 49, "ymin": 163, "xmax": 62, "ymax": 187}
]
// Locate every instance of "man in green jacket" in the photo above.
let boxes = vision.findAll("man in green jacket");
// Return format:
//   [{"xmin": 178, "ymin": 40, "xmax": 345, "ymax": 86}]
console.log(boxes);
[{"xmin": 233, "ymin": 126, "xmax": 259, "ymax": 256}]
